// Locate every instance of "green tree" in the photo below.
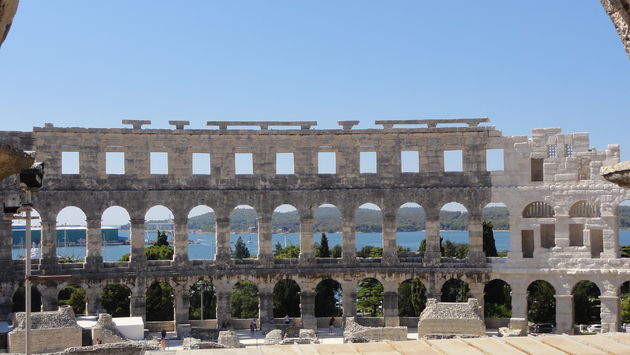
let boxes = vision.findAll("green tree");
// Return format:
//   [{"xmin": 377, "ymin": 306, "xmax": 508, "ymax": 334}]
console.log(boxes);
[
  {"xmin": 118, "ymin": 230, "xmax": 174, "ymax": 261},
  {"xmin": 189, "ymin": 281, "xmax": 216, "ymax": 320},
  {"xmin": 357, "ymin": 245, "xmax": 383, "ymax": 258},
  {"xmin": 441, "ymin": 279, "xmax": 471, "ymax": 302},
  {"xmin": 146, "ymin": 282, "xmax": 174, "ymax": 321},
  {"xmin": 484, "ymin": 280, "xmax": 512, "ymax": 318},
  {"xmin": 331, "ymin": 244, "xmax": 342, "ymax": 258},
  {"xmin": 155, "ymin": 230, "xmax": 169, "ymax": 246},
  {"xmin": 273, "ymin": 279, "xmax": 301, "ymax": 317},
  {"xmin": 317, "ymin": 233, "xmax": 331, "ymax": 257},
  {"xmin": 231, "ymin": 281, "xmax": 259, "ymax": 319},
  {"xmin": 483, "ymin": 221, "xmax": 498, "ymax": 257},
  {"xmin": 101, "ymin": 284, "xmax": 131, "ymax": 317},
  {"xmin": 233, "ymin": 237, "xmax": 250, "ymax": 259},
  {"xmin": 527, "ymin": 280, "xmax": 556, "ymax": 324},
  {"xmin": 622, "ymin": 296, "xmax": 630, "ymax": 323},
  {"xmin": 12, "ymin": 285, "xmax": 42, "ymax": 313},
  {"xmin": 58, "ymin": 285, "xmax": 86, "ymax": 315},
  {"xmin": 273, "ymin": 242, "xmax": 283, "ymax": 256},
  {"xmin": 573, "ymin": 281, "xmax": 601, "ymax": 325},
  {"xmin": 315, "ymin": 279, "xmax": 342, "ymax": 317},
  {"xmin": 357, "ymin": 278, "xmax": 383, "ymax": 317},
  {"xmin": 274, "ymin": 245, "xmax": 300, "ymax": 259},
  {"xmin": 398, "ymin": 279, "xmax": 427, "ymax": 317}
]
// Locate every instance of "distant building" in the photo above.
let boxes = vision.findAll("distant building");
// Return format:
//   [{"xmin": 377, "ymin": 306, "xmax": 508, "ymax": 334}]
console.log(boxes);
[{"xmin": 11, "ymin": 226, "xmax": 119, "ymax": 246}]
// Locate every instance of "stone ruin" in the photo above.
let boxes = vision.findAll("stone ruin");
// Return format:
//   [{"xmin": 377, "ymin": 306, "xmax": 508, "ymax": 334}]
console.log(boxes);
[
  {"xmin": 342, "ymin": 317, "xmax": 407, "ymax": 343},
  {"xmin": 417, "ymin": 298, "xmax": 485, "ymax": 338},
  {"xmin": 8, "ymin": 306, "xmax": 83, "ymax": 353},
  {"xmin": 91, "ymin": 313, "xmax": 126, "ymax": 344},
  {"xmin": 264, "ymin": 328, "xmax": 320, "ymax": 345}
]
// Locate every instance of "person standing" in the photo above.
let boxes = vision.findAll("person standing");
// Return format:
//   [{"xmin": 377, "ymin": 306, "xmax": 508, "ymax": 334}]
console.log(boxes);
[{"xmin": 329, "ymin": 316, "xmax": 335, "ymax": 334}]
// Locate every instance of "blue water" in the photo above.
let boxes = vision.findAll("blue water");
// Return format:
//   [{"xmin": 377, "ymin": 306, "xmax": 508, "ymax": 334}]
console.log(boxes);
[{"xmin": 13, "ymin": 230, "xmax": 630, "ymax": 261}]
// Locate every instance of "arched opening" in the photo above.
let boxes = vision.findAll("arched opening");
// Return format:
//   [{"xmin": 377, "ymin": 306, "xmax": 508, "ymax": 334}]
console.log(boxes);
[
  {"xmin": 231, "ymin": 280, "xmax": 259, "ymax": 319},
  {"xmin": 440, "ymin": 279, "xmax": 471, "ymax": 302},
  {"xmin": 58, "ymin": 284, "xmax": 86, "ymax": 315},
  {"xmin": 569, "ymin": 201, "xmax": 601, "ymax": 218},
  {"xmin": 355, "ymin": 203, "xmax": 382, "ymax": 258},
  {"xmin": 484, "ymin": 279, "xmax": 511, "ymax": 319},
  {"xmin": 527, "ymin": 280, "xmax": 556, "ymax": 326},
  {"xmin": 189, "ymin": 280, "xmax": 216, "ymax": 320},
  {"xmin": 396, "ymin": 203, "xmax": 425, "ymax": 257},
  {"xmin": 572, "ymin": 280, "xmax": 600, "ymax": 325},
  {"xmin": 101, "ymin": 206, "xmax": 131, "ymax": 262},
  {"xmin": 56, "ymin": 206, "xmax": 87, "ymax": 263},
  {"xmin": 522, "ymin": 202, "xmax": 555, "ymax": 218},
  {"xmin": 315, "ymin": 279, "xmax": 342, "ymax": 317},
  {"xmin": 568, "ymin": 201, "xmax": 602, "ymax": 252},
  {"xmin": 619, "ymin": 200, "xmax": 630, "ymax": 258},
  {"xmin": 229, "ymin": 205, "xmax": 256, "ymax": 259},
  {"xmin": 12, "ymin": 284, "xmax": 41, "ymax": 313},
  {"xmin": 11, "ymin": 207, "xmax": 41, "ymax": 260},
  {"xmin": 144, "ymin": 206, "xmax": 174, "ymax": 261},
  {"xmin": 482, "ymin": 203, "xmax": 509, "ymax": 257},
  {"xmin": 146, "ymin": 281, "xmax": 174, "ymax": 321},
  {"xmin": 439, "ymin": 202, "xmax": 469, "ymax": 259},
  {"xmin": 522, "ymin": 202, "xmax": 556, "ymax": 255},
  {"xmin": 398, "ymin": 278, "xmax": 427, "ymax": 316},
  {"xmin": 621, "ymin": 281, "xmax": 630, "ymax": 324},
  {"xmin": 357, "ymin": 278, "xmax": 383, "ymax": 317},
  {"xmin": 102, "ymin": 284, "xmax": 131, "ymax": 317},
  {"xmin": 314, "ymin": 204, "xmax": 342, "ymax": 258},
  {"xmin": 273, "ymin": 279, "xmax": 301, "ymax": 318},
  {"xmin": 272, "ymin": 204, "xmax": 299, "ymax": 259},
  {"xmin": 187, "ymin": 205, "xmax": 216, "ymax": 260}
]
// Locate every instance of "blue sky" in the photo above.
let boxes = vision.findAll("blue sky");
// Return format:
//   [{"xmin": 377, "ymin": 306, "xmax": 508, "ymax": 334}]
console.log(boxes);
[{"xmin": 2, "ymin": 1, "xmax": 629, "ymax": 224}]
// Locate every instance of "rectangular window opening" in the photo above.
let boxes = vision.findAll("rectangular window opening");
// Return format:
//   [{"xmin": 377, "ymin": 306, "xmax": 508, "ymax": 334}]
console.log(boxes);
[
  {"xmin": 522, "ymin": 230, "xmax": 534, "ymax": 258},
  {"xmin": 444, "ymin": 150, "xmax": 463, "ymax": 172},
  {"xmin": 531, "ymin": 158, "xmax": 544, "ymax": 182},
  {"xmin": 569, "ymin": 224, "xmax": 584, "ymax": 246},
  {"xmin": 150, "ymin": 152, "xmax": 168, "ymax": 174},
  {"xmin": 61, "ymin": 152, "xmax": 80, "ymax": 174},
  {"xmin": 565, "ymin": 144, "xmax": 573, "ymax": 158},
  {"xmin": 590, "ymin": 230, "xmax": 603, "ymax": 258},
  {"xmin": 276, "ymin": 153, "xmax": 294, "ymax": 175},
  {"xmin": 318, "ymin": 152, "xmax": 336, "ymax": 174},
  {"xmin": 401, "ymin": 150, "xmax": 419, "ymax": 173},
  {"xmin": 360, "ymin": 151, "xmax": 377, "ymax": 174},
  {"xmin": 235, "ymin": 153, "xmax": 253, "ymax": 175},
  {"xmin": 547, "ymin": 144, "xmax": 557, "ymax": 158},
  {"xmin": 486, "ymin": 149, "xmax": 504, "ymax": 171},
  {"xmin": 541, "ymin": 224, "xmax": 555, "ymax": 249},
  {"xmin": 105, "ymin": 152, "xmax": 125, "ymax": 175},
  {"xmin": 192, "ymin": 153, "xmax": 211, "ymax": 175}
]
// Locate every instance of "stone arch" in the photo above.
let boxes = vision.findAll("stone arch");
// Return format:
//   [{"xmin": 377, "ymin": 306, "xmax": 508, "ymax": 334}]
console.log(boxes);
[
  {"xmin": 57, "ymin": 283, "xmax": 86, "ymax": 315},
  {"xmin": 315, "ymin": 278, "xmax": 342, "ymax": 317},
  {"xmin": 572, "ymin": 280, "xmax": 601, "ymax": 325},
  {"xmin": 355, "ymin": 203, "xmax": 382, "ymax": 258},
  {"xmin": 482, "ymin": 202, "xmax": 509, "ymax": 256},
  {"xmin": 621, "ymin": 281, "xmax": 630, "ymax": 324},
  {"xmin": 396, "ymin": 203, "xmax": 425, "ymax": 256},
  {"xmin": 357, "ymin": 277, "xmax": 384, "ymax": 317},
  {"xmin": 101, "ymin": 283, "xmax": 131, "ymax": 317},
  {"xmin": 11, "ymin": 207, "xmax": 42, "ymax": 260},
  {"xmin": 229, "ymin": 205, "xmax": 257, "ymax": 259},
  {"xmin": 187, "ymin": 205, "xmax": 215, "ymax": 260},
  {"xmin": 439, "ymin": 202, "xmax": 469, "ymax": 259},
  {"xmin": 314, "ymin": 204, "xmax": 342, "ymax": 258},
  {"xmin": 484, "ymin": 279, "xmax": 511, "ymax": 319},
  {"xmin": 273, "ymin": 278, "xmax": 301, "ymax": 318},
  {"xmin": 231, "ymin": 280, "xmax": 259, "ymax": 319},
  {"xmin": 56, "ymin": 206, "xmax": 87, "ymax": 261},
  {"xmin": 522, "ymin": 201, "xmax": 554, "ymax": 218},
  {"xmin": 189, "ymin": 279, "xmax": 216, "ymax": 320},
  {"xmin": 569, "ymin": 200, "xmax": 601, "ymax": 218},
  {"xmin": 440, "ymin": 278, "xmax": 471, "ymax": 302},
  {"xmin": 146, "ymin": 281, "xmax": 174, "ymax": 321},
  {"xmin": 12, "ymin": 284, "xmax": 42, "ymax": 313},
  {"xmin": 101, "ymin": 206, "xmax": 131, "ymax": 262},
  {"xmin": 144, "ymin": 205, "xmax": 174, "ymax": 245},
  {"xmin": 271, "ymin": 204, "xmax": 299, "ymax": 257},
  {"xmin": 398, "ymin": 278, "xmax": 427, "ymax": 316},
  {"xmin": 527, "ymin": 280, "xmax": 556, "ymax": 325}
]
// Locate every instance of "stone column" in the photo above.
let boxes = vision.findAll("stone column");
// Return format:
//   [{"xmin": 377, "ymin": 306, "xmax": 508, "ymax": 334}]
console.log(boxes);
[
  {"xmin": 258, "ymin": 291, "xmax": 274, "ymax": 327},
  {"xmin": 85, "ymin": 218, "xmax": 103, "ymax": 269},
  {"xmin": 382, "ymin": 214, "xmax": 398, "ymax": 265},
  {"xmin": 383, "ymin": 291, "xmax": 399, "ymax": 326},
  {"xmin": 38, "ymin": 284, "xmax": 59, "ymax": 311},
  {"xmin": 468, "ymin": 283, "xmax": 485, "ymax": 319},
  {"xmin": 86, "ymin": 285, "xmax": 102, "ymax": 315},
  {"xmin": 424, "ymin": 214, "xmax": 441, "ymax": 265},
  {"xmin": 554, "ymin": 216, "xmax": 569, "ymax": 248},
  {"xmin": 174, "ymin": 288, "xmax": 190, "ymax": 325},
  {"xmin": 130, "ymin": 279, "xmax": 146, "ymax": 321},
  {"xmin": 554, "ymin": 294, "xmax": 573, "ymax": 334},
  {"xmin": 600, "ymin": 295, "xmax": 620, "ymax": 332},
  {"xmin": 341, "ymin": 281, "xmax": 357, "ymax": 319},
  {"xmin": 215, "ymin": 217, "xmax": 231, "ymax": 263},
  {"xmin": 341, "ymin": 213, "xmax": 356, "ymax": 262},
  {"xmin": 129, "ymin": 218, "xmax": 146, "ymax": 265},
  {"xmin": 468, "ymin": 213, "xmax": 484, "ymax": 263},
  {"xmin": 216, "ymin": 291, "xmax": 232, "ymax": 328},
  {"xmin": 173, "ymin": 217, "xmax": 188, "ymax": 264},
  {"xmin": 509, "ymin": 290, "xmax": 528, "ymax": 333},
  {"xmin": 300, "ymin": 290, "xmax": 317, "ymax": 330},
  {"xmin": 0, "ymin": 217, "xmax": 12, "ymax": 263},
  {"xmin": 299, "ymin": 215, "xmax": 315, "ymax": 264},
  {"xmin": 533, "ymin": 224, "xmax": 543, "ymax": 257},
  {"xmin": 507, "ymin": 216, "xmax": 522, "ymax": 259},
  {"xmin": 257, "ymin": 214, "xmax": 272, "ymax": 263},
  {"xmin": 601, "ymin": 216, "xmax": 618, "ymax": 258},
  {"xmin": 40, "ymin": 220, "xmax": 58, "ymax": 267}
]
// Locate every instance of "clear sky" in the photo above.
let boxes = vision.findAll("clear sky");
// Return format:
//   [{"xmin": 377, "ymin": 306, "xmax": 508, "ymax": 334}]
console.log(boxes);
[{"xmin": 2, "ymin": 1, "xmax": 629, "ymax": 225}]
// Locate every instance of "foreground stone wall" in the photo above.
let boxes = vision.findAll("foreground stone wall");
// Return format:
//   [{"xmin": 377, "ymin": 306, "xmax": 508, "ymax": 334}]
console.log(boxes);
[{"xmin": 417, "ymin": 298, "xmax": 485, "ymax": 337}]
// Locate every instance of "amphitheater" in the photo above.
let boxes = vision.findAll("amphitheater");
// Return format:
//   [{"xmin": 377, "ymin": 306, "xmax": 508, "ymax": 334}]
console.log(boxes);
[{"xmin": 0, "ymin": 118, "xmax": 628, "ymax": 338}]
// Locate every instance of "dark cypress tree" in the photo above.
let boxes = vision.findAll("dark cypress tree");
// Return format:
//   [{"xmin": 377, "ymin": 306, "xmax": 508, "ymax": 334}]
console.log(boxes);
[
  {"xmin": 318, "ymin": 233, "xmax": 331, "ymax": 258},
  {"xmin": 483, "ymin": 221, "xmax": 498, "ymax": 257},
  {"xmin": 234, "ymin": 236, "xmax": 250, "ymax": 259}
]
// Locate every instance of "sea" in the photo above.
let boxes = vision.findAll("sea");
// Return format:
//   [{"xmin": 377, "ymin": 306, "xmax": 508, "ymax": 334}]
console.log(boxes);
[{"xmin": 12, "ymin": 230, "xmax": 630, "ymax": 262}]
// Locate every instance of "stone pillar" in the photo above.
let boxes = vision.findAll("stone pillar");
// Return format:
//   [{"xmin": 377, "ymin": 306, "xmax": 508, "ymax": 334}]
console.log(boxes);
[
  {"xmin": 554, "ymin": 216, "xmax": 569, "ymax": 248},
  {"xmin": 130, "ymin": 279, "xmax": 146, "ymax": 321},
  {"xmin": 174, "ymin": 288, "xmax": 190, "ymax": 325},
  {"xmin": 258, "ymin": 291, "xmax": 274, "ymax": 326},
  {"xmin": 300, "ymin": 290, "xmax": 317, "ymax": 330},
  {"xmin": 257, "ymin": 215, "xmax": 272, "ymax": 263},
  {"xmin": 86, "ymin": 285, "xmax": 102, "ymax": 315},
  {"xmin": 129, "ymin": 218, "xmax": 146, "ymax": 265},
  {"xmin": 173, "ymin": 217, "xmax": 188, "ymax": 264},
  {"xmin": 38, "ymin": 284, "xmax": 59, "ymax": 311},
  {"xmin": 424, "ymin": 215, "xmax": 441, "ymax": 264},
  {"xmin": 507, "ymin": 216, "xmax": 522, "ymax": 259},
  {"xmin": 341, "ymin": 213, "xmax": 356, "ymax": 262},
  {"xmin": 533, "ymin": 224, "xmax": 543, "ymax": 257},
  {"xmin": 0, "ymin": 218, "xmax": 13, "ymax": 263},
  {"xmin": 85, "ymin": 218, "xmax": 103, "ymax": 269},
  {"xmin": 468, "ymin": 214, "xmax": 484, "ymax": 263},
  {"xmin": 601, "ymin": 216, "xmax": 618, "ymax": 258},
  {"xmin": 341, "ymin": 281, "xmax": 357, "ymax": 319},
  {"xmin": 468, "ymin": 283, "xmax": 485, "ymax": 319},
  {"xmin": 383, "ymin": 291, "xmax": 399, "ymax": 326},
  {"xmin": 216, "ymin": 291, "xmax": 232, "ymax": 328},
  {"xmin": 509, "ymin": 290, "xmax": 528, "ymax": 333},
  {"xmin": 299, "ymin": 215, "xmax": 315, "ymax": 264},
  {"xmin": 40, "ymin": 220, "xmax": 58, "ymax": 267},
  {"xmin": 554, "ymin": 294, "xmax": 573, "ymax": 334},
  {"xmin": 600, "ymin": 295, "xmax": 620, "ymax": 332},
  {"xmin": 215, "ymin": 217, "xmax": 231, "ymax": 263},
  {"xmin": 382, "ymin": 214, "xmax": 398, "ymax": 265}
]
